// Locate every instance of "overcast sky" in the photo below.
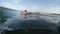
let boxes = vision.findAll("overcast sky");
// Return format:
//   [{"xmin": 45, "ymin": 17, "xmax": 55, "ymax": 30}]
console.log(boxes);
[{"xmin": 0, "ymin": 0, "xmax": 60, "ymax": 13}]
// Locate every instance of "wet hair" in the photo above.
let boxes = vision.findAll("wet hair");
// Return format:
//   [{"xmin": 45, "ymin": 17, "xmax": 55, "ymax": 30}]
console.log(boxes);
[{"xmin": 25, "ymin": 10, "xmax": 27, "ymax": 12}]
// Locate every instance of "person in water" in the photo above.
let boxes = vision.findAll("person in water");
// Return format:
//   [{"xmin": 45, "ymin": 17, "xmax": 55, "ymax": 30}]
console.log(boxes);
[
  {"xmin": 35, "ymin": 12, "xmax": 40, "ymax": 19},
  {"xmin": 23, "ymin": 10, "xmax": 29, "ymax": 19}
]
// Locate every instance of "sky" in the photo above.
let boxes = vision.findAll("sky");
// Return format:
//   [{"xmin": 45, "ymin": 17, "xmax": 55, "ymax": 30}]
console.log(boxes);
[{"xmin": 0, "ymin": 0, "xmax": 60, "ymax": 13}]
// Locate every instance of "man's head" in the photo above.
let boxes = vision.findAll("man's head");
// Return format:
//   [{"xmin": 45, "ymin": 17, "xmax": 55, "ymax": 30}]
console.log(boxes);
[{"xmin": 24, "ymin": 10, "xmax": 27, "ymax": 12}]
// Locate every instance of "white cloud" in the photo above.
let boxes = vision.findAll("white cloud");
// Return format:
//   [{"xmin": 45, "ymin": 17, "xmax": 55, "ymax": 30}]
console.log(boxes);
[
  {"xmin": 41, "ymin": 6, "xmax": 60, "ymax": 14},
  {"xmin": 1, "ymin": 2, "xmax": 28, "ymax": 10},
  {"xmin": 1, "ymin": 0, "xmax": 22, "ymax": 5},
  {"xmin": 0, "ymin": 0, "xmax": 60, "ymax": 14},
  {"xmin": 1, "ymin": 0, "xmax": 29, "ymax": 10}
]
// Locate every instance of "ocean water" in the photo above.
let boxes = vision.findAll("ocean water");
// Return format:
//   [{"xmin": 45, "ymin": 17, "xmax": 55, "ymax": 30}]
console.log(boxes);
[
  {"xmin": 0, "ymin": 7, "xmax": 60, "ymax": 22},
  {"xmin": 0, "ymin": 9, "xmax": 60, "ymax": 34},
  {"xmin": 2, "ymin": 8, "xmax": 60, "ymax": 21}
]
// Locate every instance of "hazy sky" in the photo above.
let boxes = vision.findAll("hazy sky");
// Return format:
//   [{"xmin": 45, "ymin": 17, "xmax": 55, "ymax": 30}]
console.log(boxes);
[{"xmin": 0, "ymin": 0, "xmax": 60, "ymax": 13}]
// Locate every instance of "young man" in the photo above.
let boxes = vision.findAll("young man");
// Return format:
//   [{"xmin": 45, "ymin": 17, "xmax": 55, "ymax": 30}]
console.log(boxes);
[{"xmin": 23, "ymin": 10, "xmax": 29, "ymax": 19}]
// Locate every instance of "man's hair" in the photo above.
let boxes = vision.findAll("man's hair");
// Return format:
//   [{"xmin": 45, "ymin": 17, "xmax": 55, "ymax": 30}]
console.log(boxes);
[{"xmin": 25, "ymin": 10, "xmax": 27, "ymax": 12}]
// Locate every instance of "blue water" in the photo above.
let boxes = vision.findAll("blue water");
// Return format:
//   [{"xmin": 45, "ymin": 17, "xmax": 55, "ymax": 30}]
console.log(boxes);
[
  {"xmin": 0, "ymin": 8, "xmax": 60, "ymax": 26},
  {"xmin": 1, "ymin": 9, "xmax": 59, "ymax": 27},
  {"xmin": 0, "ymin": 8, "xmax": 59, "ymax": 34}
]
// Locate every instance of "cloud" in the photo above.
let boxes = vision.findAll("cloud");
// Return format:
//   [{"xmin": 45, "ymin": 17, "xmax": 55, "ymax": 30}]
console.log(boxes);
[
  {"xmin": 1, "ymin": 0, "xmax": 28, "ymax": 10},
  {"xmin": 41, "ymin": 6, "xmax": 60, "ymax": 14},
  {"xmin": 1, "ymin": 0, "xmax": 22, "ymax": 5},
  {"xmin": 0, "ymin": 0, "xmax": 60, "ymax": 14},
  {"xmin": 1, "ymin": 3, "xmax": 28, "ymax": 10}
]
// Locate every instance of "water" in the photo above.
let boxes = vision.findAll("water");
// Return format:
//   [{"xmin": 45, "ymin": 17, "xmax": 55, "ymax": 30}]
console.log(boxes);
[
  {"xmin": 0, "ymin": 8, "xmax": 60, "ymax": 34},
  {"xmin": 2, "ymin": 8, "xmax": 60, "ymax": 22}
]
